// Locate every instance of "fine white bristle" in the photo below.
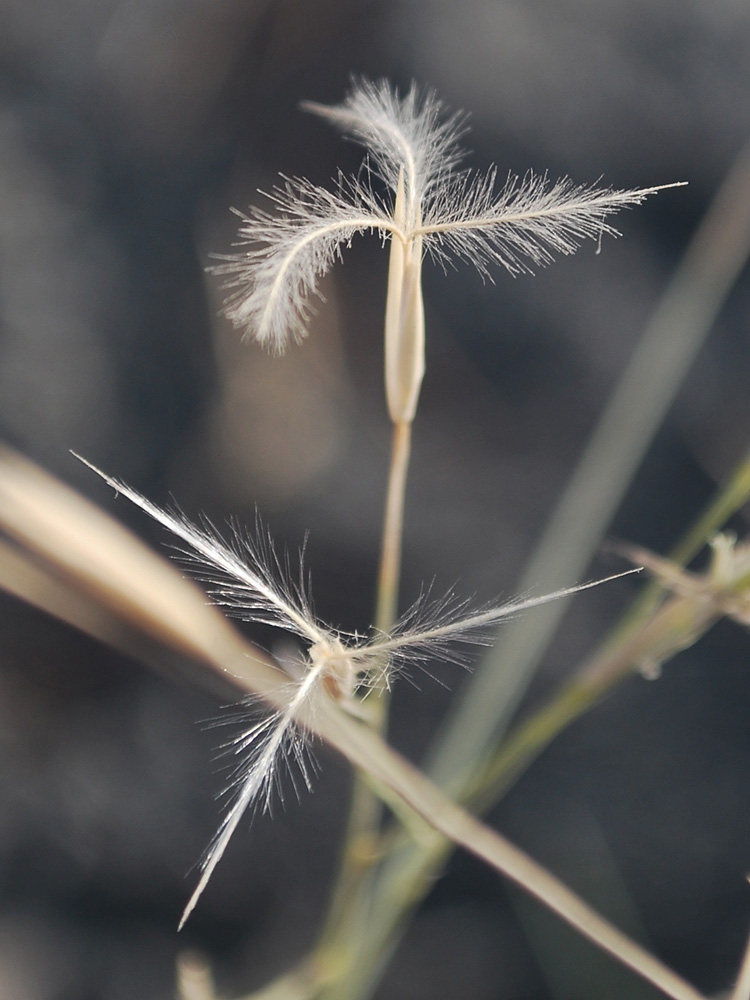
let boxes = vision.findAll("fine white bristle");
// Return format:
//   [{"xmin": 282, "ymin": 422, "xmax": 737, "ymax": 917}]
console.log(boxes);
[
  {"xmin": 76, "ymin": 453, "xmax": 639, "ymax": 927},
  {"xmin": 211, "ymin": 77, "xmax": 684, "ymax": 351}
]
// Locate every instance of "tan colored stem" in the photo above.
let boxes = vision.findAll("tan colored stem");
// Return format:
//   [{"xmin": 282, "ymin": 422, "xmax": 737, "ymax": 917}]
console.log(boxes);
[
  {"xmin": 374, "ymin": 420, "xmax": 412, "ymax": 634},
  {"xmin": 0, "ymin": 446, "xmax": 709, "ymax": 1000},
  {"xmin": 312, "ymin": 417, "xmax": 413, "ymax": 990},
  {"xmin": 309, "ymin": 449, "xmax": 750, "ymax": 1000}
]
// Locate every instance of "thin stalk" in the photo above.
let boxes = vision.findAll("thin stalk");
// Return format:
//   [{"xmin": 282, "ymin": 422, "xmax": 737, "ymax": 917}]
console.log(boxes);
[
  {"xmin": 374, "ymin": 421, "xmax": 412, "ymax": 634},
  {"xmin": 303, "ymin": 141, "xmax": 750, "ymax": 1000},
  {"xmin": 427, "ymin": 137, "xmax": 750, "ymax": 795},
  {"xmin": 320, "ymin": 446, "xmax": 750, "ymax": 1000},
  {"xmin": 321, "ymin": 142, "xmax": 750, "ymax": 1000},
  {"xmin": 0, "ymin": 447, "xmax": 713, "ymax": 1000},
  {"xmin": 613, "ymin": 449, "xmax": 750, "ymax": 630},
  {"xmin": 312, "ymin": 419, "xmax": 414, "ymax": 993},
  {"xmin": 313, "ymin": 164, "xmax": 421, "ymax": 991}
]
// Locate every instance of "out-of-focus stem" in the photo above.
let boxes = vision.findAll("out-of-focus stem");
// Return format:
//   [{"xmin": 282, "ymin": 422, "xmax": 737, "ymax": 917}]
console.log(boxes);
[
  {"xmin": 322, "ymin": 447, "xmax": 750, "ymax": 1000},
  {"xmin": 426, "ymin": 139, "xmax": 750, "ymax": 795},
  {"xmin": 308, "ymin": 136, "xmax": 750, "ymax": 996},
  {"xmin": 313, "ymin": 168, "xmax": 424, "ymax": 993}
]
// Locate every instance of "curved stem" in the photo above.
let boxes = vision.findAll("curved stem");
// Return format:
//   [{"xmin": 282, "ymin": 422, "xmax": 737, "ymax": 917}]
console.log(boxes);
[{"xmin": 317, "ymin": 448, "xmax": 750, "ymax": 1000}]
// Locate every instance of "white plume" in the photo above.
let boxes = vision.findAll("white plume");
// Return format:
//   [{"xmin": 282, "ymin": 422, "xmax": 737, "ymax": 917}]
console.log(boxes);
[{"xmin": 212, "ymin": 78, "xmax": 683, "ymax": 350}]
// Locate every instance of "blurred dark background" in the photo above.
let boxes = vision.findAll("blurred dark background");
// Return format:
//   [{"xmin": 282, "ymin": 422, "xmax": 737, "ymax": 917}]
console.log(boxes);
[{"xmin": 1, "ymin": 1, "xmax": 750, "ymax": 998}]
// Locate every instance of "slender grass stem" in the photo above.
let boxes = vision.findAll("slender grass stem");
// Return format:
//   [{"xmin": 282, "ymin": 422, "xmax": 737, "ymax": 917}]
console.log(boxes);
[
  {"xmin": 374, "ymin": 421, "xmax": 412, "ymax": 635},
  {"xmin": 475, "ymin": 448, "xmax": 750, "ymax": 811},
  {"xmin": 426, "ymin": 138, "xmax": 750, "ymax": 796},
  {"xmin": 323, "ymin": 448, "xmax": 750, "ymax": 1000},
  {"xmin": 0, "ymin": 444, "xmax": 715, "ymax": 1000},
  {"xmin": 275, "ymin": 137, "xmax": 750, "ymax": 1000},
  {"xmin": 311, "ymin": 419, "xmax": 414, "ymax": 994}
]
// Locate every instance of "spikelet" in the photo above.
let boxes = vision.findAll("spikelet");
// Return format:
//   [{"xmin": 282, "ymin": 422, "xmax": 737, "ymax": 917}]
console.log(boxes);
[
  {"xmin": 212, "ymin": 78, "xmax": 683, "ymax": 354},
  {"xmin": 76, "ymin": 457, "xmax": 638, "ymax": 926}
]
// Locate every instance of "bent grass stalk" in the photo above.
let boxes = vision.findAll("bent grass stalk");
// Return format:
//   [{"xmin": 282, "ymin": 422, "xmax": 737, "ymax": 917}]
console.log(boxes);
[
  {"xmin": 308, "ymin": 138, "xmax": 750, "ymax": 1000},
  {"xmin": 0, "ymin": 78, "xmax": 707, "ymax": 1000},
  {"xmin": 296, "ymin": 455, "xmax": 750, "ymax": 1000},
  {"xmin": 0, "ymin": 445, "xmax": 707, "ymax": 1000},
  {"xmin": 73, "ymin": 455, "xmax": 641, "ymax": 930},
  {"xmin": 426, "ymin": 134, "xmax": 750, "ymax": 800}
]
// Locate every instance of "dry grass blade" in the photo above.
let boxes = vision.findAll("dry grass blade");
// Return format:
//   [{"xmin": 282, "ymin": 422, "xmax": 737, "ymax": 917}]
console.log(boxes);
[
  {"xmin": 427, "ymin": 136, "xmax": 750, "ymax": 794},
  {"xmin": 0, "ymin": 447, "xmax": 710, "ymax": 1000},
  {"xmin": 69, "ymin": 456, "xmax": 641, "ymax": 927},
  {"xmin": 730, "ymin": 926, "xmax": 750, "ymax": 1000}
]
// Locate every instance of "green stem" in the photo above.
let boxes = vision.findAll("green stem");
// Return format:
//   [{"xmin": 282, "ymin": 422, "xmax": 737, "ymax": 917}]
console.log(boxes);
[
  {"xmin": 254, "ymin": 122, "xmax": 750, "ymax": 1000},
  {"xmin": 426, "ymin": 139, "xmax": 750, "ymax": 797},
  {"xmin": 319, "ymin": 448, "xmax": 750, "ymax": 1000},
  {"xmin": 316, "ymin": 144, "xmax": 750, "ymax": 1000}
]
